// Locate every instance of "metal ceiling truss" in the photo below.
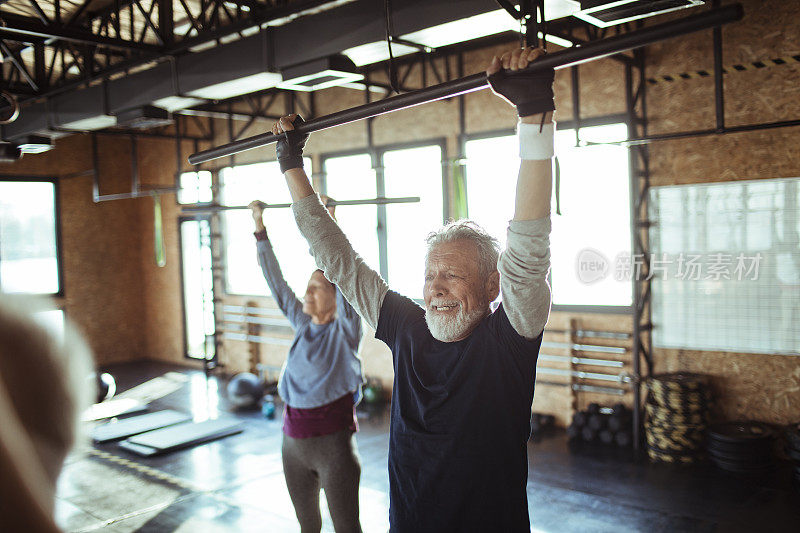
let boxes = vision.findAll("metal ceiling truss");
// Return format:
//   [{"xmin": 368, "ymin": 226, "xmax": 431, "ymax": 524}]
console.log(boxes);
[{"xmin": 0, "ymin": 0, "xmax": 339, "ymax": 98}]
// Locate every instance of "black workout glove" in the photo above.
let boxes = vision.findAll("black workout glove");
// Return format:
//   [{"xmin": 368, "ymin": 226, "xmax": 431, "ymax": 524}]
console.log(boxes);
[
  {"xmin": 276, "ymin": 115, "xmax": 308, "ymax": 173},
  {"xmin": 488, "ymin": 66, "xmax": 555, "ymax": 117}
]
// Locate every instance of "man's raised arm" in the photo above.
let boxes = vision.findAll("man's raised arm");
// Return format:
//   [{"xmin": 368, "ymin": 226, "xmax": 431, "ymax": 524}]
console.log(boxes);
[
  {"xmin": 488, "ymin": 48, "xmax": 554, "ymax": 340},
  {"xmin": 272, "ymin": 115, "xmax": 388, "ymax": 330}
]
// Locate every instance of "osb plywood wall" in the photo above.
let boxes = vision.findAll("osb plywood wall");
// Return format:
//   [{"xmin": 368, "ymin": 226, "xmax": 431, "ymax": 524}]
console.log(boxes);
[
  {"xmin": 644, "ymin": 0, "xmax": 800, "ymax": 424},
  {"xmin": 646, "ymin": 0, "xmax": 800, "ymax": 185}
]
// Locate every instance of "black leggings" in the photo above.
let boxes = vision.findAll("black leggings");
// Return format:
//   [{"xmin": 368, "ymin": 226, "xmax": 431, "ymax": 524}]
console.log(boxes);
[{"xmin": 282, "ymin": 429, "xmax": 362, "ymax": 533}]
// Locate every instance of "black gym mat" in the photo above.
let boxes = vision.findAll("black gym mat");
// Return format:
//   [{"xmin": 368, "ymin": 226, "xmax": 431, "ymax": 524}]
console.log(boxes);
[
  {"xmin": 92, "ymin": 410, "xmax": 191, "ymax": 443},
  {"xmin": 118, "ymin": 418, "xmax": 243, "ymax": 456}
]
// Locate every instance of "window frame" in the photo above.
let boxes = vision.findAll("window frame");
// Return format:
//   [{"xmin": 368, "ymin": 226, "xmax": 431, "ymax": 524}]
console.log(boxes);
[
  {"xmin": 0, "ymin": 175, "xmax": 64, "ymax": 298},
  {"xmin": 460, "ymin": 114, "xmax": 633, "ymax": 314},
  {"xmin": 320, "ymin": 138, "xmax": 448, "ymax": 291}
]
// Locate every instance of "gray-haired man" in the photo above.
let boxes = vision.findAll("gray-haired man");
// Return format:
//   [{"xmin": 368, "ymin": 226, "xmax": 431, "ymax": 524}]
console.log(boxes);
[{"xmin": 271, "ymin": 47, "xmax": 554, "ymax": 532}]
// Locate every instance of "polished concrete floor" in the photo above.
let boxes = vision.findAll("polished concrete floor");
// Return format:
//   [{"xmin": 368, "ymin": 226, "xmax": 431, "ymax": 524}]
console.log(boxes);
[{"xmin": 56, "ymin": 362, "xmax": 800, "ymax": 533}]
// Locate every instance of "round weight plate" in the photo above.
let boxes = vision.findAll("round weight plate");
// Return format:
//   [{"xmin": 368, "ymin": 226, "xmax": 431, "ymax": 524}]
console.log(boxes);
[
  {"xmin": 706, "ymin": 437, "xmax": 773, "ymax": 456},
  {"xmin": 608, "ymin": 415, "xmax": 631, "ymax": 433},
  {"xmin": 599, "ymin": 429, "xmax": 614, "ymax": 445},
  {"xmin": 646, "ymin": 403, "xmax": 707, "ymax": 425},
  {"xmin": 647, "ymin": 444, "xmax": 701, "ymax": 464},
  {"xmin": 566, "ymin": 423, "xmax": 581, "ymax": 440},
  {"xmin": 588, "ymin": 414, "xmax": 607, "ymax": 431},
  {"xmin": 648, "ymin": 390, "xmax": 711, "ymax": 410},
  {"xmin": 708, "ymin": 421, "xmax": 774, "ymax": 445},
  {"xmin": 707, "ymin": 445, "xmax": 772, "ymax": 463},
  {"xmin": 646, "ymin": 431, "xmax": 702, "ymax": 453},
  {"xmin": 645, "ymin": 426, "xmax": 706, "ymax": 444},
  {"xmin": 709, "ymin": 455, "xmax": 773, "ymax": 474}
]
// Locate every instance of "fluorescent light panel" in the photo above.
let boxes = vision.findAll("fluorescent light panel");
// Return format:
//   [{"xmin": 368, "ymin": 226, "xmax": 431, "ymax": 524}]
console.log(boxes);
[
  {"xmin": 60, "ymin": 115, "xmax": 116, "ymax": 131},
  {"xmin": 278, "ymin": 70, "xmax": 364, "ymax": 92},
  {"xmin": 152, "ymin": 95, "xmax": 207, "ymax": 112},
  {"xmin": 185, "ymin": 72, "xmax": 283, "ymax": 100},
  {"xmin": 344, "ymin": 2, "xmax": 579, "ymax": 67},
  {"xmin": 343, "ymin": 41, "xmax": 418, "ymax": 67},
  {"xmin": 574, "ymin": 0, "xmax": 704, "ymax": 28},
  {"xmin": 17, "ymin": 135, "xmax": 54, "ymax": 154}
]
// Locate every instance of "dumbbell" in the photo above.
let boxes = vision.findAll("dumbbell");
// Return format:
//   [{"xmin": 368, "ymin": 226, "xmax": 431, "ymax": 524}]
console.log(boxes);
[
  {"xmin": 615, "ymin": 430, "xmax": 632, "ymax": 447},
  {"xmin": 572, "ymin": 411, "xmax": 588, "ymax": 428},
  {"xmin": 567, "ymin": 423, "xmax": 581, "ymax": 440},
  {"xmin": 588, "ymin": 413, "xmax": 608, "ymax": 431}
]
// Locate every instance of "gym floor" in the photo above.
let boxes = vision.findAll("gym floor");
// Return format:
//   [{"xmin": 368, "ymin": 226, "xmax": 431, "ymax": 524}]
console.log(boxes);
[{"xmin": 57, "ymin": 362, "xmax": 800, "ymax": 533}]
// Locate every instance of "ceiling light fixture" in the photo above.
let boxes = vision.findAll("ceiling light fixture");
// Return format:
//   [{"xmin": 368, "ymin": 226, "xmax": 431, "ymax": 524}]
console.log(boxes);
[
  {"xmin": 574, "ymin": 0, "xmax": 704, "ymax": 28},
  {"xmin": 115, "ymin": 105, "xmax": 173, "ymax": 129},
  {"xmin": 278, "ymin": 55, "xmax": 364, "ymax": 92},
  {"xmin": 17, "ymin": 135, "xmax": 54, "ymax": 154}
]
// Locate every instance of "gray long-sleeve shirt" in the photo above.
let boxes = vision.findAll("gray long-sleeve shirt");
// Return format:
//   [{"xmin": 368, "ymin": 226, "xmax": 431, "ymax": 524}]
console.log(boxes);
[
  {"xmin": 255, "ymin": 233, "xmax": 364, "ymax": 409},
  {"xmin": 291, "ymin": 195, "xmax": 552, "ymax": 339}
]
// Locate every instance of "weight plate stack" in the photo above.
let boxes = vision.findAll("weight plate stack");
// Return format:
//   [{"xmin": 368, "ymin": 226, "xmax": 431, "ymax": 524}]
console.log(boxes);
[
  {"xmin": 646, "ymin": 444, "xmax": 701, "ymax": 465},
  {"xmin": 707, "ymin": 421, "xmax": 775, "ymax": 475},
  {"xmin": 645, "ymin": 372, "xmax": 711, "ymax": 463},
  {"xmin": 644, "ymin": 373, "xmax": 711, "ymax": 464}
]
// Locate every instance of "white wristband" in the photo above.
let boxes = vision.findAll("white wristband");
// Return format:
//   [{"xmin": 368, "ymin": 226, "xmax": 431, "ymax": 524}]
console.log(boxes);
[{"xmin": 518, "ymin": 121, "xmax": 555, "ymax": 160}]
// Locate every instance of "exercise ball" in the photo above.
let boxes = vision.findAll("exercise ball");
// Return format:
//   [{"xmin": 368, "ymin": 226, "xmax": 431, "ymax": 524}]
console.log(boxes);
[{"xmin": 227, "ymin": 372, "xmax": 263, "ymax": 408}]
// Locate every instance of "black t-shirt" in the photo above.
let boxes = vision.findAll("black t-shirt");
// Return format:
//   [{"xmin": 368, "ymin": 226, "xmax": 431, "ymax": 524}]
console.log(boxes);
[{"xmin": 376, "ymin": 290, "xmax": 543, "ymax": 533}]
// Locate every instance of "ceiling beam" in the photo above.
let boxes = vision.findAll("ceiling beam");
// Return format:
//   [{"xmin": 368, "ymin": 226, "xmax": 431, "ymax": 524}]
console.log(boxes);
[{"xmin": 0, "ymin": 12, "xmax": 162, "ymax": 52}]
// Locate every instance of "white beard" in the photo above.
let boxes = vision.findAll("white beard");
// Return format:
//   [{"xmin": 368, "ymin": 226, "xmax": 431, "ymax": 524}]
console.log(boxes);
[{"xmin": 425, "ymin": 303, "xmax": 487, "ymax": 342}]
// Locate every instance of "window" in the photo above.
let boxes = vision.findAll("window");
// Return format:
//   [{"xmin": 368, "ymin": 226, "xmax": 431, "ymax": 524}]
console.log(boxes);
[
  {"xmin": 221, "ymin": 160, "xmax": 315, "ymax": 296},
  {"xmin": 324, "ymin": 154, "xmax": 381, "ymax": 272},
  {"xmin": 180, "ymin": 217, "xmax": 215, "ymax": 360},
  {"xmin": 322, "ymin": 144, "xmax": 445, "ymax": 299},
  {"xmin": 0, "ymin": 180, "xmax": 61, "ymax": 295},
  {"xmin": 384, "ymin": 145, "xmax": 445, "ymax": 298},
  {"xmin": 650, "ymin": 178, "xmax": 800, "ymax": 355},
  {"xmin": 177, "ymin": 170, "xmax": 213, "ymax": 204},
  {"xmin": 551, "ymin": 123, "xmax": 632, "ymax": 307},
  {"xmin": 464, "ymin": 123, "xmax": 632, "ymax": 308}
]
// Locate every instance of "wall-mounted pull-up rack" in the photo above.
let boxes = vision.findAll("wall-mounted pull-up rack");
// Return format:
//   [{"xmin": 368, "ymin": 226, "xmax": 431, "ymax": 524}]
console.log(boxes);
[{"xmin": 188, "ymin": 4, "xmax": 743, "ymax": 166}]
